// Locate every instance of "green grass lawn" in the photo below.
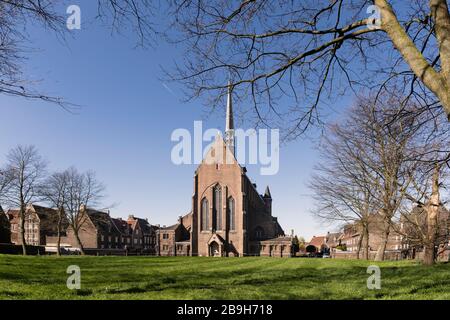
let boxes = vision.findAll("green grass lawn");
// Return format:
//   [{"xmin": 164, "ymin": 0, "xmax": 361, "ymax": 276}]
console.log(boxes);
[{"xmin": 0, "ymin": 255, "xmax": 448, "ymax": 300}]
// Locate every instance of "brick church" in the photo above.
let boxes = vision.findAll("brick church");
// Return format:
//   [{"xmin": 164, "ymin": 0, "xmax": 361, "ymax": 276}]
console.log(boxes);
[{"xmin": 156, "ymin": 85, "xmax": 292, "ymax": 257}]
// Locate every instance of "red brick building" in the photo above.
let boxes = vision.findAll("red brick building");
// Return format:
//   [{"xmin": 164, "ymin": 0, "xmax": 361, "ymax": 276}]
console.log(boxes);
[
  {"xmin": 306, "ymin": 236, "xmax": 327, "ymax": 253},
  {"xmin": 49, "ymin": 208, "xmax": 159, "ymax": 254},
  {"xmin": 0, "ymin": 205, "xmax": 11, "ymax": 243},
  {"xmin": 126, "ymin": 215, "xmax": 157, "ymax": 254},
  {"xmin": 158, "ymin": 87, "xmax": 292, "ymax": 257},
  {"xmin": 7, "ymin": 204, "xmax": 62, "ymax": 246}
]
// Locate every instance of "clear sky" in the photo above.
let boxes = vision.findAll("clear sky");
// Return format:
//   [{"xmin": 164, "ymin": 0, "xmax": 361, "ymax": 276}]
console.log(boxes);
[{"xmin": 0, "ymin": 1, "xmax": 354, "ymax": 240}]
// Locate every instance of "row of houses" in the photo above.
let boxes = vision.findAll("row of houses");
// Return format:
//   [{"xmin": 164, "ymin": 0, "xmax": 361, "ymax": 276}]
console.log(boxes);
[
  {"xmin": 0, "ymin": 203, "xmax": 177, "ymax": 255},
  {"xmin": 306, "ymin": 208, "xmax": 450, "ymax": 261}
]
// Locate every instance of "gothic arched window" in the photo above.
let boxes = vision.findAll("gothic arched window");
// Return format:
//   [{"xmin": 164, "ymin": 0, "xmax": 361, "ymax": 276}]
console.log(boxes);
[
  {"xmin": 227, "ymin": 197, "xmax": 235, "ymax": 231},
  {"xmin": 201, "ymin": 198, "xmax": 209, "ymax": 231},
  {"xmin": 213, "ymin": 185, "xmax": 222, "ymax": 230},
  {"xmin": 254, "ymin": 226, "xmax": 264, "ymax": 240}
]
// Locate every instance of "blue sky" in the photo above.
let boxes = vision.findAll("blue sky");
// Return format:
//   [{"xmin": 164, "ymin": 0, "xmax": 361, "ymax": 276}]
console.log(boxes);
[{"xmin": 0, "ymin": 1, "xmax": 355, "ymax": 240}]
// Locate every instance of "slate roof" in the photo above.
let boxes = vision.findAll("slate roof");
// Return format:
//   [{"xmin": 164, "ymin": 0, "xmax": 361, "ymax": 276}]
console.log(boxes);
[
  {"xmin": 111, "ymin": 218, "xmax": 132, "ymax": 235},
  {"xmin": 85, "ymin": 208, "xmax": 121, "ymax": 235}
]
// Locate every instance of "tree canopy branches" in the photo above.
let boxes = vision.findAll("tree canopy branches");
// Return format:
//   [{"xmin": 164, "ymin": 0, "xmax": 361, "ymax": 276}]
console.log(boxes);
[
  {"xmin": 1, "ymin": 1, "xmax": 450, "ymax": 140},
  {"xmin": 166, "ymin": 0, "xmax": 450, "ymax": 139}
]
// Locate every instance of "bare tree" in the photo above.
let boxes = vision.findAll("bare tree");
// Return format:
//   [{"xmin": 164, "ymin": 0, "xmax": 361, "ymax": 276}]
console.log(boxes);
[
  {"xmin": 312, "ymin": 94, "xmax": 424, "ymax": 260},
  {"xmin": 311, "ymin": 122, "xmax": 378, "ymax": 260},
  {"xmin": 167, "ymin": 0, "xmax": 450, "ymax": 138},
  {"xmin": 63, "ymin": 168, "xmax": 104, "ymax": 255},
  {"xmin": 0, "ymin": 168, "xmax": 13, "ymax": 199},
  {"xmin": 398, "ymin": 127, "xmax": 450, "ymax": 265},
  {"xmin": 0, "ymin": 0, "xmax": 156, "ymax": 107},
  {"xmin": 4, "ymin": 145, "xmax": 47, "ymax": 255},
  {"xmin": 3, "ymin": 1, "xmax": 450, "ymax": 138},
  {"xmin": 41, "ymin": 170, "xmax": 70, "ymax": 256}
]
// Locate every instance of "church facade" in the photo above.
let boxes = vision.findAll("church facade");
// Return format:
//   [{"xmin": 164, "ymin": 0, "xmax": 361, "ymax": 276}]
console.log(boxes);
[{"xmin": 156, "ymin": 86, "xmax": 292, "ymax": 257}]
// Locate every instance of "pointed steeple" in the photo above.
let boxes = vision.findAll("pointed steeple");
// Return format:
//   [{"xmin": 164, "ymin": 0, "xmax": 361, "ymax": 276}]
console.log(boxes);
[
  {"xmin": 264, "ymin": 186, "xmax": 272, "ymax": 198},
  {"xmin": 225, "ymin": 81, "xmax": 235, "ymax": 156},
  {"xmin": 226, "ymin": 81, "xmax": 234, "ymax": 131}
]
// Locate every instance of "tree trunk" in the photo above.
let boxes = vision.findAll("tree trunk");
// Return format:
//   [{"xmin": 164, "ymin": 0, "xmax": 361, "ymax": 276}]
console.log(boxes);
[
  {"xmin": 423, "ymin": 165, "xmax": 440, "ymax": 266},
  {"xmin": 423, "ymin": 242, "xmax": 436, "ymax": 266},
  {"xmin": 74, "ymin": 228, "xmax": 85, "ymax": 255},
  {"xmin": 19, "ymin": 202, "xmax": 27, "ymax": 256},
  {"xmin": 363, "ymin": 224, "xmax": 370, "ymax": 260},
  {"xmin": 356, "ymin": 232, "xmax": 364, "ymax": 260},
  {"xmin": 56, "ymin": 208, "xmax": 63, "ymax": 257},
  {"xmin": 375, "ymin": 220, "xmax": 390, "ymax": 261}
]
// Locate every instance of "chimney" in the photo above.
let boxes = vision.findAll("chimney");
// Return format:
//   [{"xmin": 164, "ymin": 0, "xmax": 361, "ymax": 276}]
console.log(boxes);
[
  {"xmin": 128, "ymin": 215, "xmax": 135, "ymax": 220},
  {"xmin": 178, "ymin": 216, "xmax": 183, "ymax": 224}
]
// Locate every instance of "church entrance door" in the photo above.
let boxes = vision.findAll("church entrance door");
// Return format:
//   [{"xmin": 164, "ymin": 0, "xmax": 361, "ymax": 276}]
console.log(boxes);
[{"xmin": 209, "ymin": 241, "xmax": 220, "ymax": 257}]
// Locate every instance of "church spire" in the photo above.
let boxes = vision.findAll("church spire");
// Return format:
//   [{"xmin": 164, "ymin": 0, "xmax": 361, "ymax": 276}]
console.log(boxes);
[{"xmin": 225, "ymin": 81, "xmax": 235, "ymax": 155}]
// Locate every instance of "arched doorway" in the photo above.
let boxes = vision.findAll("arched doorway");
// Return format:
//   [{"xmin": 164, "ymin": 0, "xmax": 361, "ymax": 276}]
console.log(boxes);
[
  {"xmin": 306, "ymin": 245, "xmax": 317, "ymax": 254},
  {"xmin": 209, "ymin": 241, "xmax": 220, "ymax": 257}
]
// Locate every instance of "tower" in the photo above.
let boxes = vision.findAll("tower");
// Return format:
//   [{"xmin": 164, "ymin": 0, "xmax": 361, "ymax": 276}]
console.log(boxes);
[
  {"xmin": 225, "ymin": 81, "xmax": 235, "ymax": 156},
  {"xmin": 263, "ymin": 186, "xmax": 272, "ymax": 215}
]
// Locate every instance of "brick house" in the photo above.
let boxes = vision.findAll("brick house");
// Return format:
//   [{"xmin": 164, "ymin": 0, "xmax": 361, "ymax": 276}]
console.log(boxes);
[
  {"xmin": 64, "ymin": 207, "xmax": 125, "ymax": 250},
  {"xmin": 54, "ymin": 208, "xmax": 158, "ymax": 254},
  {"xmin": 7, "ymin": 204, "xmax": 62, "ymax": 246},
  {"xmin": 338, "ymin": 224, "xmax": 361, "ymax": 252},
  {"xmin": 127, "ymin": 215, "xmax": 157, "ymax": 254},
  {"xmin": 157, "ymin": 214, "xmax": 191, "ymax": 256},
  {"xmin": 325, "ymin": 232, "xmax": 342, "ymax": 250},
  {"xmin": 259, "ymin": 236, "xmax": 293, "ymax": 257},
  {"xmin": 111, "ymin": 217, "xmax": 133, "ymax": 248},
  {"xmin": 332, "ymin": 214, "xmax": 403, "ymax": 258},
  {"xmin": 0, "ymin": 205, "xmax": 11, "ymax": 243},
  {"xmin": 306, "ymin": 236, "xmax": 328, "ymax": 253},
  {"xmin": 401, "ymin": 205, "xmax": 449, "ymax": 261}
]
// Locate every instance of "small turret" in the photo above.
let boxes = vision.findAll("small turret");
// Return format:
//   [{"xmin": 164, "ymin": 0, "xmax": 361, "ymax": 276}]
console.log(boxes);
[
  {"xmin": 225, "ymin": 81, "xmax": 235, "ymax": 156},
  {"xmin": 263, "ymin": 186, "xmax": 272, "ymax": 215}
]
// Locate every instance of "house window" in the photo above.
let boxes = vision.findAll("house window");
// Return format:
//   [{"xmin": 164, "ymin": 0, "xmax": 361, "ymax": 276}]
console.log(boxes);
[
  {"xmin": 201, "ymin": 198, "xmax": 209, "ymax": 231},
  {"xmin": 213, "ymin": 185, "xmax": 222, "ymax": 230},
  {"xmin": 101, "ymin": 235, "xmax": 104, "ymax": 242},
  {"xmin": 163, "ymin": 245, "xmax": 169, "ymax": 251},
  {"xmin": 115, "ymin": 236, "xmax": 118, "ymax": 243},
  {"xmin": 134, "ymin": 239, "xmax": 138, "ymax": 244},
  {"xmin": 228, "ymin": 197, "xmax": 235, "ymax": 230},
  {"xmin": 163, "ymin": 233, "xmax": 169, "ymax": 239}
]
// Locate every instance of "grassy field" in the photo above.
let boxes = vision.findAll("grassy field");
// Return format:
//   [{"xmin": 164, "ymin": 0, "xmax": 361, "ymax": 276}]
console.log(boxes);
[{"xmin": 0, "ymin": 255, "xmax": 449, "ymax": 300}]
